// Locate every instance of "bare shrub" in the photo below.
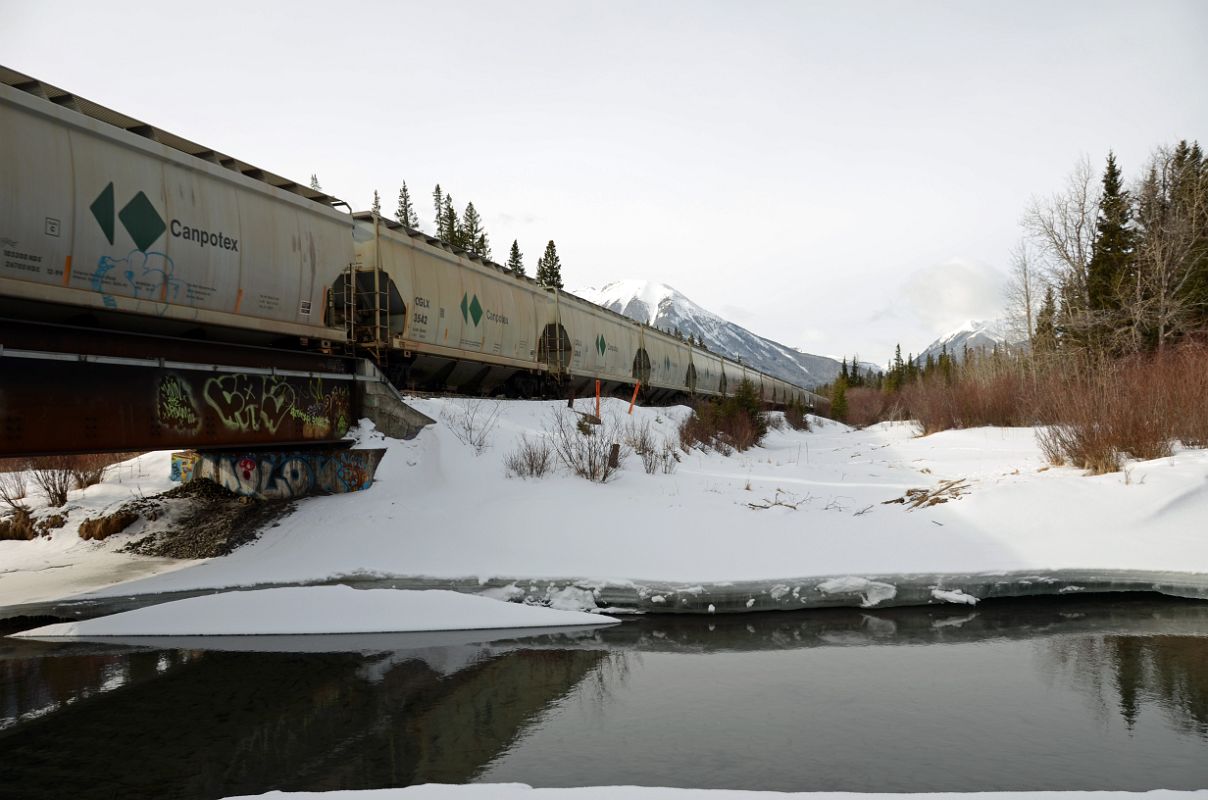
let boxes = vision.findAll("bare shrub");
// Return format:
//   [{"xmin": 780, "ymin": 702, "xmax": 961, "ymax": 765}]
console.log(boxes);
[
  {"xmin": 550, "ymin": 409, "xmax": 630, "ymax": 482},
  {"xmin": 1166, "ymin": 342, "xmax": 1208, "ymax": 448},
  {"xmin": 441, "ymin": 398, "xmax": 502, "ymax": 455},
  {"xmin": 0, "ymin": 470, "xmax": 29, "ymax": 512},
  {"xmin": 765, "ymin": 413, "xmax": 785, "ymax": 432},
  {"xmin": 659, "ymin": 441, "xmax": 680, "ymax": 474},
  {"xmin": 901, "ymin": 367, "xmax": 1031, "ymax": 435},
  {"xmin": 29, "ymin": 457, "xmax": 74, "ymax": 508},
  {"xmin": 1034, "ymin": 353, "xmax": 1177, "ymax": 474},
  {"xmin": 842, "ymin": 387, "xmax": 891, "ymax": 429},
  {"xmin": 504, "ymin": 434, "xmax": 554, "ymax": 479},
  {"xmin": 625, "ymin": 419, "xmax": 657, "ymax": 457},
  {"xmin": 69, "ymin": 453, "xmax": 113, "ymax": 489},
  {"xmin": 678, "ymin": 380, "xmax": 769, "ymax": 454},
  {"xmin": 78, "ymin": 509, "xmax": 139, "ymax": 541},
  {"xmin": 784, "ymin": 399, "xmax": 811, "ymax": 432}
]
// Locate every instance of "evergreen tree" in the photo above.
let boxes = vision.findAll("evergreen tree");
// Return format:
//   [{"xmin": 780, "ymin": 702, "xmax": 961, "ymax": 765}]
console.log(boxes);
[
  {"xmin": 395, "ymin": 182, "xmax": 419, "ymax": 229},
  {"xmin": 840, "ymin": 357, "xmax": 849, "ymax": 382},
  {"xmin": 1087, "ymin": 152, "xmax": 1135, "ymax": 335},
  {"xmin": 371, "ymin": 190, "xmax": 381, "ymax": 217},
  {"xmin": 506, "ymin": 240, "xmax": 526, "ymax": 276},
  {"xmin": 535, "ymin": 240, "xmax": 564, "ymax": 288},
  {"xmin": 460, "ymin": 202, "xmax": 489, "ymax": 257},
  {"xmin": 441, "ymin": 194, "xmax": 460, "ymax": 245},
  {"xmin": 1034, "ymin": 285, "xmax": 1058, "ymax": 356},
  {"xmin": 831, "ymin": 375, "xmax": 848, "ymax": 422},
  {"xmin": 437, "ymin": 187, "xmax": 451, "ymax": 235},
  {"xmin": 309, "ymin": 174, "xmax": 322, "ymax": 191}
]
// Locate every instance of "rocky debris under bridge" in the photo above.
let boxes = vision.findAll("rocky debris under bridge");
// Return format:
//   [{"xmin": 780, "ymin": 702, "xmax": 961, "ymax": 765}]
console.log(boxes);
[{"xmin": 117, "ymin": 479, "xmax": 295, "ymax": 560}]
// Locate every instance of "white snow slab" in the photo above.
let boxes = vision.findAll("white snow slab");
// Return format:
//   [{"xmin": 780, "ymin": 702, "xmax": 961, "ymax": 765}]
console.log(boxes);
[
  {"xmin": 221, "ymin": 785, "xmax": 1208, "ymax": 799},
  {"xmin": 11, "ymin": 586, "xmax": 618, "ymax": 637}
]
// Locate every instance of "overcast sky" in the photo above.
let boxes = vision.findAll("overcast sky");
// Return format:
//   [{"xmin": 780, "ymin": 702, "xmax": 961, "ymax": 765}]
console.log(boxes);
[{"xmin": 4, "ymin": 0, "xmax": 1205, "ymax": 363}]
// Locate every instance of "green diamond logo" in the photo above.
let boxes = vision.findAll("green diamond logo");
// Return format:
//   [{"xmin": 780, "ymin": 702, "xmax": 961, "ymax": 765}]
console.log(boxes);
[
  {"xmin": 460, "ymin": 293, "xmax": 469, "ymax": 323},
  {"xmin": 90, "ymin": 182, "xmax": 115, "ymax": 245},
  {"xmin": 468, "ymin": 295, "xmax": 482, "ymax": 326},
  {"xmin": 119, "ymin": 191, "xmax": 166, "ymax": 251},
  {"xmin": 596, "ymin": 334, "xmax": 606, "ymax": 356}
]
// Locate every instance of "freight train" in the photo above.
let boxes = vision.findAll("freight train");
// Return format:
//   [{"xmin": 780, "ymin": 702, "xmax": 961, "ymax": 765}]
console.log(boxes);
[{"xmin": 0, "ymin": 66, "xmax": 822, "ymax": 409}]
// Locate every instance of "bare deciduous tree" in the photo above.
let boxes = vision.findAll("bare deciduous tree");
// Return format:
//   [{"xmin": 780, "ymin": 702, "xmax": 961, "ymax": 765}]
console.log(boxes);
[
  {"xmin": 1023, "ymin": 156, "xmax": 1101, "ymax": 348},
  {"xmin": 1005, "ymin": 239, "xmax": 1041, "ymax": 345},
  {"xmin": 1132, "ymin": 144, "xmax": 1208, "ymax": 351}
]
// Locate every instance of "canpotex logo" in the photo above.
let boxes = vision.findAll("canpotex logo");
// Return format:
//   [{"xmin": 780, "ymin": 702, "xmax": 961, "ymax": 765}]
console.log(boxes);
[
  {"xmin": 90, "ymin": 182, "xmax": 165, "ymax": 251},
  {"xmin": 460, "ymin": 292, "xmax": 483, "ymax": 326},
  {"xmin": 90, "ymin": 182, "xmax": 239, "ymax": 253}
]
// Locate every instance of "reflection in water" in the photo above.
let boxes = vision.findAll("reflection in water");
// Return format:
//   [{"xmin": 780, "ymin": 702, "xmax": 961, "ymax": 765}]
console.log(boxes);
[
  {"xmin": 0, "ymin": 636, "xmax": 609, "ymax": 800},
  {"xmin": 1, "ymin": 597, "xmax": 1207, "ymax": 798},
  {"xmin": 1044, "ymin": 634, "xmax": 1208, "ymax": 737}
]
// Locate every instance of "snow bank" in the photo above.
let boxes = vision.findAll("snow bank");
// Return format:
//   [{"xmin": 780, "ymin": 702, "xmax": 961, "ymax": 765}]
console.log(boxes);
[
  {"xmin": 4, "ymin": 395, "xmax": 1208, "ymax": 613},
  {"xmin": 221, "ymin": 785, "xmax": 1208, "ymax": 799},
  {"xmin": 11, "ymin": 586, "xmax": 618, "ymax": 637}
]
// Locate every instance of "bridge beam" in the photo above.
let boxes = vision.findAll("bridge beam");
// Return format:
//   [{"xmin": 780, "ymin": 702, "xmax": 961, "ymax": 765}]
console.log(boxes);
[{"xmin": 0, "ymin": 350, "xmax": 357, "ymax": 457}]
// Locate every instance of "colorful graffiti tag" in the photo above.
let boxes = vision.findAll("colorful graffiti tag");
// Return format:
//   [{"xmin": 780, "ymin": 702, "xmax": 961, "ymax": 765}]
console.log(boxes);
[
  {"xmin": 202, "ymin": 374, "xmax": 350, "ymax": 439},
  {"xmin": 170, "ymin": 448, "xmax": 385, "ymax": 500}
]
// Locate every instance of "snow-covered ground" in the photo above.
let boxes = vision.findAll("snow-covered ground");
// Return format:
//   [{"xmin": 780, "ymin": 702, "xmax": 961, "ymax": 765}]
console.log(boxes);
[
  {"xmin": 3, "ymin": 396, "xmax": 1208, "ymax": 615},
  {"xmin": 222, "ymin": 787, "xmax": 1208, "ymax": 800}
]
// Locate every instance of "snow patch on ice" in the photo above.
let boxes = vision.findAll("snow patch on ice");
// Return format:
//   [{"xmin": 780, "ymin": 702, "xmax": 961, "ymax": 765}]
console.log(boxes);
[
  {"xmin": 545, "ymin": 586, "xmax": 600, "ymax": 613},
  {"xmin": 816, "ymin": 576, "xmax": 898, "ymax": 607},
  {"xmin": 931, "ymin": 588, "xmax": 979, "ymax": 605}
]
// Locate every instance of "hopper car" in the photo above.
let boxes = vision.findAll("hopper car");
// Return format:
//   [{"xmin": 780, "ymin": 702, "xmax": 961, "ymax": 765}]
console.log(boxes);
[{"xmin": 0, "ymin": 66, "xmax": 822, "ymax": 410}]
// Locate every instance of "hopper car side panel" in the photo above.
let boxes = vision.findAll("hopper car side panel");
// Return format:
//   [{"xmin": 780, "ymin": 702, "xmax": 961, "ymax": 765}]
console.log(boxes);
[{"xmin": 0, "ymin": 84, "xmax": 352, "ymax": 341}]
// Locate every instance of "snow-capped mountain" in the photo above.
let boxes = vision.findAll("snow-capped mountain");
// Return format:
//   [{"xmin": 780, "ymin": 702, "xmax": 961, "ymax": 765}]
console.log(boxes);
[
  {"xmin": 575, "ymin": 279, "xmax": 852, "ymax": 389},
  {"xmin": 915, "ymin": 319, "xmax": 1011, "ymax": 364}
]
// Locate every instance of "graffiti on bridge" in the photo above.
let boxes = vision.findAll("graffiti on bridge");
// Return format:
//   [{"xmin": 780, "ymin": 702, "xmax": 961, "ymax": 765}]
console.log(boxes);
[
  {"xmin": 199, "ymin": 374, "xmax": 351, "ymax": 439},
  {"xmin": 157, "ymin": 375, "xmax": 201, "ymax": 432},
  {"xmin": 170, "ymin": 448, "xmax": 385, "ymax": 500}
]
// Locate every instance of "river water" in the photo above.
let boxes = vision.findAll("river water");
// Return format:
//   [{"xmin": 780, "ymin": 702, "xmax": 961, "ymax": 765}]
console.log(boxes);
[{"xmin": 2, "ymin": 595, "xmax": 1207, "ymax": 799}]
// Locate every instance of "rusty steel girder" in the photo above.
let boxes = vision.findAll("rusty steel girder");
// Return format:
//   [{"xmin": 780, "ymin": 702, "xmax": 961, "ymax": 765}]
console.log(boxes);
[{"xmin": 0, "ymin": 354, "xmax": 357, "ymax": 457}]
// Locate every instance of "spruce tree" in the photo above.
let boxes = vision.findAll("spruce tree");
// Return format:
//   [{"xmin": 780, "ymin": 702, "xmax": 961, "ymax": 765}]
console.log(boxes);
[
  {"xmin": 1087, "ymin": 152, "xmax": 1135, "ymax": 330},
  {"xmin": 1034, "ymin": 286, "xmax": 1058, "ymax": 356},
  {"xmin": 432, "ymin": 185, "xmax": 444, "ymax": 233},
  {"xmin": 535, "ymin": 240, "xmax": 564, "ymax": 288},
  {"xmin": 460, "ymin": 202, "xmax": 488, "ymax": 256},
  {"xmin": 831, "ymin": 375, "xmax": 848, "ymax": 422},
  {"xmin": 309, "ymin": 174, "xmax": 322, "ymax": 191},
  {"xmin": 371, "ymin": 190, "xmax": 381, "ymax": 217},
  {"xmin": 396, "ymin": 182, "xmax": 419, "ymax": 229},
  {"xmin": 441, "ymin": 194, "xmax": 459, "ymax": 245},
  {"xmin": 507, "ymin": 240, "xmax": 526, "ymax": 276}
]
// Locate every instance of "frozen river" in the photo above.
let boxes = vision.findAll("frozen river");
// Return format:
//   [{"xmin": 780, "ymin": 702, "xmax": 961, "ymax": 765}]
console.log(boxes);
[{"xmin": 3, "ymin": 595, "xmax": 1207, "ymax": 798}]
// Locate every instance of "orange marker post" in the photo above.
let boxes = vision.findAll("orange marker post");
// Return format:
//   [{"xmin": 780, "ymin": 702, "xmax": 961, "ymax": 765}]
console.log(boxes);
[
  {"xmin": 595, "ymin": 379, "xmax": 601, "ymax": 419},
  {"xmin": 628, "ymin": 382, "xmax": 641, "ymax": 415}
]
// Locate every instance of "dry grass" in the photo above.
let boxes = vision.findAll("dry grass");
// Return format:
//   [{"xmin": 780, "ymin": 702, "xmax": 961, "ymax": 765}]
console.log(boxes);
[
  {"xmin": 0, "ymin": 508, "xmax": 36, "ymax": 541},
  {"xmin": 78, "ymin": 509, "xmax": 139, "ymax": 541}
]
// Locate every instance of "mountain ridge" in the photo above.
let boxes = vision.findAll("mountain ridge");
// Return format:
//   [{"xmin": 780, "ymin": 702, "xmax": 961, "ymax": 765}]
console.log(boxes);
[{"xmin": 575, "ymin": 279, "xmax": 857, "ymax": 389}]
